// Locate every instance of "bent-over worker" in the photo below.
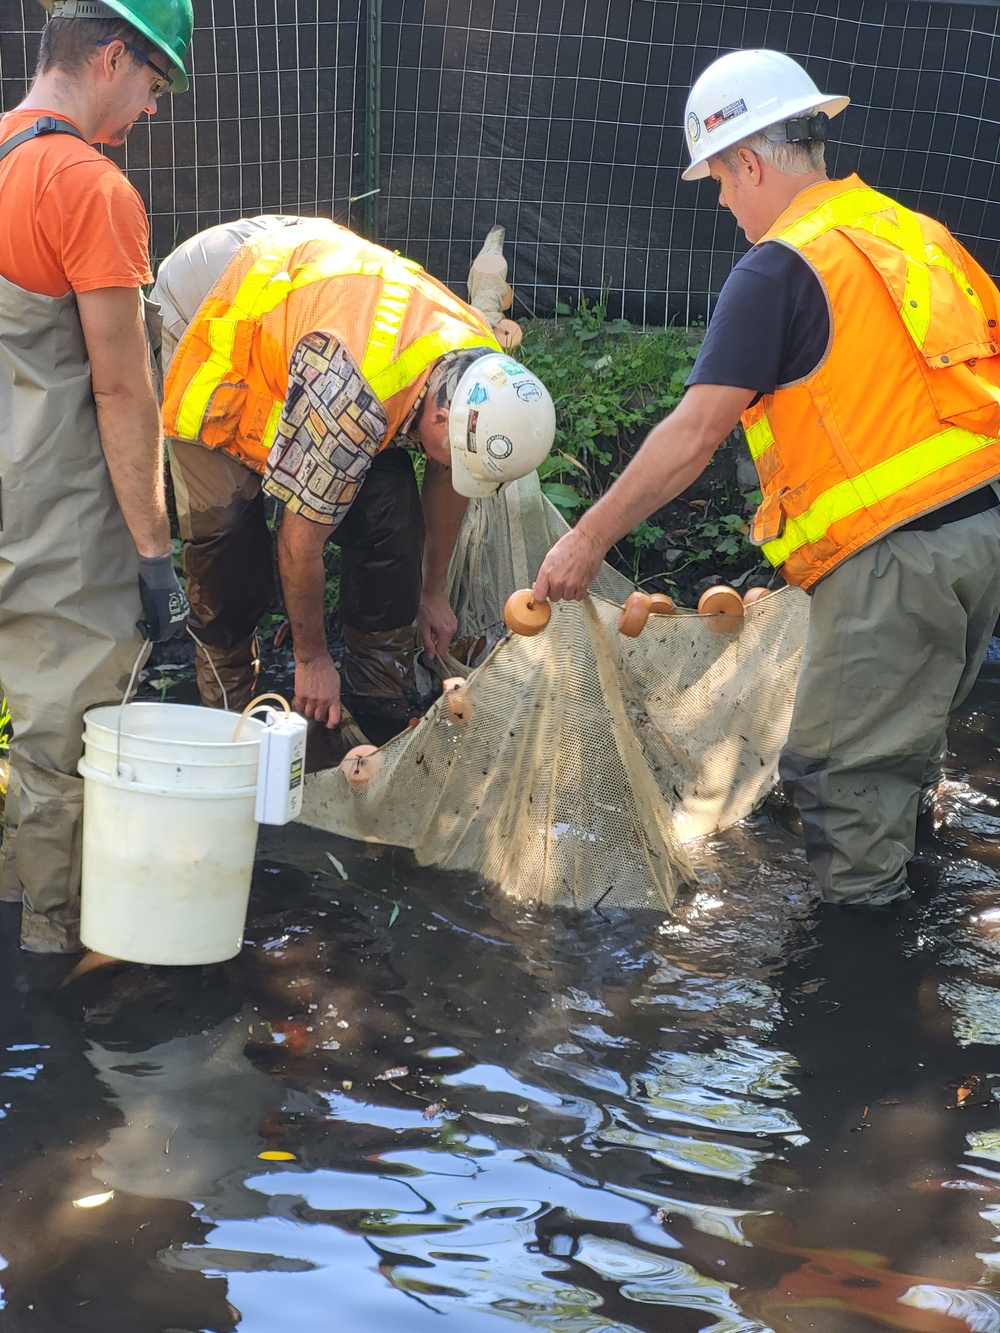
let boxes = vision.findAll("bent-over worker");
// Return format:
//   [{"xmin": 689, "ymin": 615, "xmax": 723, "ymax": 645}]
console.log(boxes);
[
  {"xmin": 0, "ymin": 0, "xmax": 192, "ymax": 953},
  {"xmin": 535, "ymin": 49, "xmax": 1000, "ymax": 909},
  {"xmin": 154, "ymin": 216, "xmax": 555, "ymax": 741}
]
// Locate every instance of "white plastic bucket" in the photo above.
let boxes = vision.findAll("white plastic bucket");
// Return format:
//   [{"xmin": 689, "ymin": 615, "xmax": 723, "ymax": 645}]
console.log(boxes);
[{"xmin": 78, "ymin": 702, "xmax": 265, "ymax": 965}]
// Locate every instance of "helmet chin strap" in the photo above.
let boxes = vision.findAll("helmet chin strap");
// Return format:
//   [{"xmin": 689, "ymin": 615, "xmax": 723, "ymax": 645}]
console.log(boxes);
[{"xmin": 766, "ymin": 112, "xmax": 831, "ymax": 145}]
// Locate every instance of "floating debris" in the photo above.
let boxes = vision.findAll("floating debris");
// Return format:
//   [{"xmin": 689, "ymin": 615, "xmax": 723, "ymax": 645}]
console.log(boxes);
[{"xmin": 73, "ymin": 1191, "xmax": 114, "ymax": 1210}]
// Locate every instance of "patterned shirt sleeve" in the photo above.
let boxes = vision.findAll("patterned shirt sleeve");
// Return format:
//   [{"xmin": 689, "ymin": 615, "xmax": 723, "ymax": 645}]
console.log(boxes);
[{"xmin": 262, "ymin": 331, "xmax": 389, "ymax": 527}]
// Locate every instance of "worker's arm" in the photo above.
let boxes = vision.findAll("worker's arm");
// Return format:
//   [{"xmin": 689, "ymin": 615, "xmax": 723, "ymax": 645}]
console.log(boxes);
[
  {"xmin": 533, "ymin": 383, "xmax": 755, "ymax": 601},
  {"xmin": 417, "ymin": 458, "xmax": 468, "ymax": 657},
  {"xmin": 77, "ymin": 286, "xmax": 171, "ymax": 558},
  {"xmin": 276, "ymin": 510, "xmax": 341, "ymax": 727}
]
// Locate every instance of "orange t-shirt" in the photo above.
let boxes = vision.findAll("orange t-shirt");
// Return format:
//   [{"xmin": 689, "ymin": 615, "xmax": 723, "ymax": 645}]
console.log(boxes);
[{"xmin": 0, "ymin": 108, "xmax": 152, "ymax": 298}]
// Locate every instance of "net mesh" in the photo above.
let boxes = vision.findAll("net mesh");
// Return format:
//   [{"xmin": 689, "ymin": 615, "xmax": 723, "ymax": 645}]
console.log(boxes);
[
  {"xmin": 300, "ymin": 478, "xmax": 810, "ymax": 910},
  {"xmin": 2, "ymin": 1, "xmax": 997, "ymax": 323}
]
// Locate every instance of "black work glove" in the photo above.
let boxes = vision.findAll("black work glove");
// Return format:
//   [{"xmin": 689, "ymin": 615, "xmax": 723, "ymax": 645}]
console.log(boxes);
[{"xmin": 137, "ymin": 553, "xmax": 189, "ymax": 642}]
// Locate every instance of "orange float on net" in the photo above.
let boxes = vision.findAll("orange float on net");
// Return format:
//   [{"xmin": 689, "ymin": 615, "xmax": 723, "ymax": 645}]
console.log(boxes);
[
  {"xmin": 649, "ymin": 592, "xmax": 677, "ymax": 616},
  {"xmin": 618, "ymin": 591, "xmax": 652, "ymax": 637},
  {"xmin": 495, "ymin": 318, "xmax": 522, "ymax": 350},
  {"xmin": 504, "ymin": 589, "xmax": 551, "ymax": 636},
  {"xmin": 501, "ymin": 282, "xmax": 514, "ymax": 311},
  {"xmin": 440, "ymin": 676, "xmax": 473, "ymax": 724},
  {"xmin": 742, "ymin": 586, "xmax": 772, "ymax": 607},
  {"xmin": 698, "ymin": 584, "xmax": 745, "ymax": 634},
  {"xmin": 341, "ymin": 744, "xmax": 381, "ymax": 790}
]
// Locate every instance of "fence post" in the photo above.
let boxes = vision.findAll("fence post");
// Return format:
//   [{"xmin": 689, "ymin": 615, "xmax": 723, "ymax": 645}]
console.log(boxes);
[{"xmin": 365, "ymin": 0, "xmax": 382, "ymax": 240}]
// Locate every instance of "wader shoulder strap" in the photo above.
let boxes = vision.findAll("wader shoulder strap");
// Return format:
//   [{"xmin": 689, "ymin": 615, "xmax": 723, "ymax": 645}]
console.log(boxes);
[{"xmin": 0, "ymin": 116, "xmax": 85, "ymax": 166}]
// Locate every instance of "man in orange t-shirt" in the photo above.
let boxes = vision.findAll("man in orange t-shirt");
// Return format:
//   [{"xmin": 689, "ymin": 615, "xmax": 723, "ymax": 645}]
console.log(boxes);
[{"xmin": 0, "ymin": 0, "xmax": 192, "ymax": 953}]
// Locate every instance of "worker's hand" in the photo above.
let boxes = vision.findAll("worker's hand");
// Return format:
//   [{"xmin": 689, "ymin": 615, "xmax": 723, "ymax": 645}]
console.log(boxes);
[
  {"xmin": 294, "ymin": 652, "xmax": 341, "ymax": 728},
  {"xmin": 137, "ymin": 553, "xmax": 189, "ymax": 642},
  {"xmin": 533, "ymin": 528, "xmax": 606, "ymax": 602},
  {"xmin": 417, "ymin": 589, "xmax": 458, "ymax": 658}
]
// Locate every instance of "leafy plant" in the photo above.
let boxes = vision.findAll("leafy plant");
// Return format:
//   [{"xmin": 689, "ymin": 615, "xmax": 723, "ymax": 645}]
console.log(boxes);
[
  {"xmin": 626, "ymin": 520, "xmax": 665, "ymax": 581},
  {"xmin": 691, "ymin": 512, "xmax": 751, "ymax": 566},
  {"xmin": 519, "ymin": 298, "xmax": 701, "ymax": 523}
]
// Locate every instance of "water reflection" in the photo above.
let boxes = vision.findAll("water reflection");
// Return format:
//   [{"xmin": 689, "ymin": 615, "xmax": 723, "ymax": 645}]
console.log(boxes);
[{"xmin": 0, "ymin": 681, "xmax": 999, "ymax": 1328}]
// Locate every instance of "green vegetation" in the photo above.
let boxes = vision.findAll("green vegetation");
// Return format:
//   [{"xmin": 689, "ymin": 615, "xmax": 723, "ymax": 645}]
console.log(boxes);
[{"xmin": 519, "ymin": 301, "xmax": 763, "ymax": 593}]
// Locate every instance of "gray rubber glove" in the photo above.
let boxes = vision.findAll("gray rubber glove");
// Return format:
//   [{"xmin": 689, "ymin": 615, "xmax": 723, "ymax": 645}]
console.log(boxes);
[{"xmin": 137, "ymin": 553, "xmax": 189, "ymax": 642}]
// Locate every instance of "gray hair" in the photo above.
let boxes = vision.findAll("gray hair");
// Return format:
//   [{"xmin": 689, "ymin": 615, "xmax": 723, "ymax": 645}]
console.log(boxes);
[
  {"xmin": 425, "ymin": 349, "xmax": 489, "ymax": 411},
  {"xmin": 718, "ymin": 130, "xmax": 826, "ymax": 177}
]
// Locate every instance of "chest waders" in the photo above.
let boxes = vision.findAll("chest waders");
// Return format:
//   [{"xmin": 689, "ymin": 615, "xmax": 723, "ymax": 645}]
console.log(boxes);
[{"xmin": 0, "ymin": 118, "xmax": 151, "ymax": 951}]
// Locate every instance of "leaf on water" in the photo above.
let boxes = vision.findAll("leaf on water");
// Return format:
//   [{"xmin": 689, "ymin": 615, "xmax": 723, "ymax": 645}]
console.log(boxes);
[
  {"xmin": 388, "ymin": 902, "xmax": 400, "ymax": 927},
  {"xmin": 73, "ymin": 1191, "xmax": 114, "ymax": 1209},
  {"xmin": 257, "ymin": 1150, "xmax": 296, "ymax": 1162},
  {"xmin": 376, "ymin": 1066, "xmax": 408, "ymax": 1081},
  {"xmin": 466, "ymin": 1111, "xmax": 528, "ymax": 1126},
  {"xmin": 325, "ymin": 852, "xmax": 348, "ymax": 880}
]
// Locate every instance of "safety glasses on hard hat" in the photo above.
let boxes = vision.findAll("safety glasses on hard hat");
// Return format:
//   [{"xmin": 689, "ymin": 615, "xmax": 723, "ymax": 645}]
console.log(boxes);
[{"xmin": 94, "ymin": 37, "xmax": 171, "ymax": 97}]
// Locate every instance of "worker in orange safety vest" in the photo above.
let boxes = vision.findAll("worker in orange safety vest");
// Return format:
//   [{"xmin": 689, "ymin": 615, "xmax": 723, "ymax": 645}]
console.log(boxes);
[
  {"xmin": 534, "ymin": 50, "xmax": 1000, "ymax": 907},
  {"xmin": 154, "ymin": 217, "xmax": 555, "ymax": 742}
]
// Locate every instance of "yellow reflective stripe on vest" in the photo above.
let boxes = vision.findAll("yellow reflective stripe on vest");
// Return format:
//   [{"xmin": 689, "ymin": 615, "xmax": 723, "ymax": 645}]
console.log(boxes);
[
  {"xmin": 777, "ymin": 186, "xmax": 883, "ymax": 249},
  {"xmin": 261, "ymin": 400, "xmax": 283, "ymax": 454},
  {"xmin": 924, "ymin": 241, "xmax": 987, "ymax": 320},
  {"xmin": 762, "ymin": 424, "xmax": 995, "ymax": 566},
  {"xmin": 365, "ymin": 327, "xmax": 498, "ymax": 400},
  {"xmin": 744, "ymin": 413, "xmax": 775, "ymax": 461},
  {"xmin": 361, "ymin": 264, "xmax": 497, "ymax": 395},
  {"xmin": 894, "ymin": 203, "xmax": 932, "ymax": 346},
  {"xmin": 175, "ymin": 241, "xmax": 496, "ymax": 446},
  {"xmin": 174, "ymin": 318, "xmax": 239, "ymax": 441},
  {"xmin": 777, "ymin": 186, "xmax": 982, "ymax": 344}
]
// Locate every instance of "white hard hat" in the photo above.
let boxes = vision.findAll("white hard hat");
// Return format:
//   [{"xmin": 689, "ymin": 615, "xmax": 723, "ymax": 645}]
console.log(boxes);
[
  {"xmin": 447, "ymin": 353, "xmax": 556, "ymax": 499},
  {"xmin": 682, "ymin": 49, "xmax": 849, "ymax": 181}
]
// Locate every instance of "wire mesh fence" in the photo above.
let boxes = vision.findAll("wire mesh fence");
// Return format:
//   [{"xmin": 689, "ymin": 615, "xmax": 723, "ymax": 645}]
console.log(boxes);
[
  {"xmin": 2, "ymin": 0, "xmax": 999, "ymax": 324},
  {"xmin": 0, "ymin": 0, "xmax": 367, "ymax": 266}
]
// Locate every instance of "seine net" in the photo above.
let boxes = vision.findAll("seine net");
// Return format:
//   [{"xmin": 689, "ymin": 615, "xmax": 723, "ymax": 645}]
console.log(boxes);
[{"xmin": 300, "ymin": 477, "xmax": 809, "ymax": 910}]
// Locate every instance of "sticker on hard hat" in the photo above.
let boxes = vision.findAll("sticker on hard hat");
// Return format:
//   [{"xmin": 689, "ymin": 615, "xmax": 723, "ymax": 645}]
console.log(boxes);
[
  {"xmin": 687, "ymin": 112, "xmax": 702, "ymax": 144},
  {"xmin": 466, "ymin": 382, "xmax": 488, "ymax": 406},
  {"xmin": 498, "ymin": 359, "xmax": 526, "ymax": 375},
  {"xmin": 486, "ymin": 434, "xmax": 513, "ymax": 460},
  {"xmin": 514, "ymin": 380, "xmax": 541, "ymax": 403},
  {"xmin": 485, "ymin": 367, "xmax": 508, "ymax": 388},
  {"xmin": 705, "ymin": 99, "xmax": 748, "ymax": 133},
  {"xmin": 466, "ymin": 410, "xmax": 479, "ymax": 452}
]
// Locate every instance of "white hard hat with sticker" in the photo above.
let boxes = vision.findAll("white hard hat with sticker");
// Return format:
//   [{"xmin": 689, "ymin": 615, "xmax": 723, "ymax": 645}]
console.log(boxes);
[
  {"xmin": 447, "ymin": 353, "xmax": 556, "ymax": 498},
  {"xmin": 682, "ymin": 49, "xmax": 848, "ymax": 181}
]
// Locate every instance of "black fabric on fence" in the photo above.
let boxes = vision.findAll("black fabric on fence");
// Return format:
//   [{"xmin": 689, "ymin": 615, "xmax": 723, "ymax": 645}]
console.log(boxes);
[{"xmin": 2, "ymin": 0, "xmax": 999, "ymax": 325}]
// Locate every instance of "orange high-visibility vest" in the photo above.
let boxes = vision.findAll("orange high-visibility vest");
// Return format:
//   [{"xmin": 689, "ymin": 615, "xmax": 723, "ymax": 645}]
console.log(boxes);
[
  {"xmin": 162, "ymin": 218, "xmax": 500, "ymax": 471},
  {"xmin": 742, "ymin": 174, "xmax": 1000, "ymax": 590}
]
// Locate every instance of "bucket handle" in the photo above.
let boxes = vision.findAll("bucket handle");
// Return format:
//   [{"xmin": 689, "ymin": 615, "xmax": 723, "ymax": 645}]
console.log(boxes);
[
  {"xmin": 116, "ymin": 637, "xmax": 152, "ymax": 778},
  {"xmin": 113, "ymin": 643, "xmax": 291, "ymax": 769},
  {"xmin": 231, "ymin": 692, "xmax": 291, "ymax": 742}
]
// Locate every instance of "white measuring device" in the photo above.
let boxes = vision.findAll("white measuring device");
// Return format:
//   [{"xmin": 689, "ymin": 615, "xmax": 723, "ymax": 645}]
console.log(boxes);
[
  {"xmin": 228, "ymin": 693, "xmax": 309, "ymax": 825},
  {"xmin": 245, "ymin": 703, "xmax": 308, "ymax": 826}
]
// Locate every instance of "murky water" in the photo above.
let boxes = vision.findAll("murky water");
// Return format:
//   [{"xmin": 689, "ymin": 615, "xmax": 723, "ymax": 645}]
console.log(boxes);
[{"xmin": 2, "ymin": 676, "xmax": 1000, "ymax": 1331}]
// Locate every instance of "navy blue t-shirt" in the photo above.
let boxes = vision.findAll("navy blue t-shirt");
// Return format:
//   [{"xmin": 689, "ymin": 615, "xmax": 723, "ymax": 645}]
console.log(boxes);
[{"xmin": 688, "ymin": 242, "xmax": 829, "ymax": 397}]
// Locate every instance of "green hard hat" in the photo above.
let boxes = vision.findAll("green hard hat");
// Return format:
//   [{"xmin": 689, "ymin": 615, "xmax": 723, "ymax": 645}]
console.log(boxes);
[{"xmin": 39, "ymin": 0, "xmax": 193, "ymax": 92}]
